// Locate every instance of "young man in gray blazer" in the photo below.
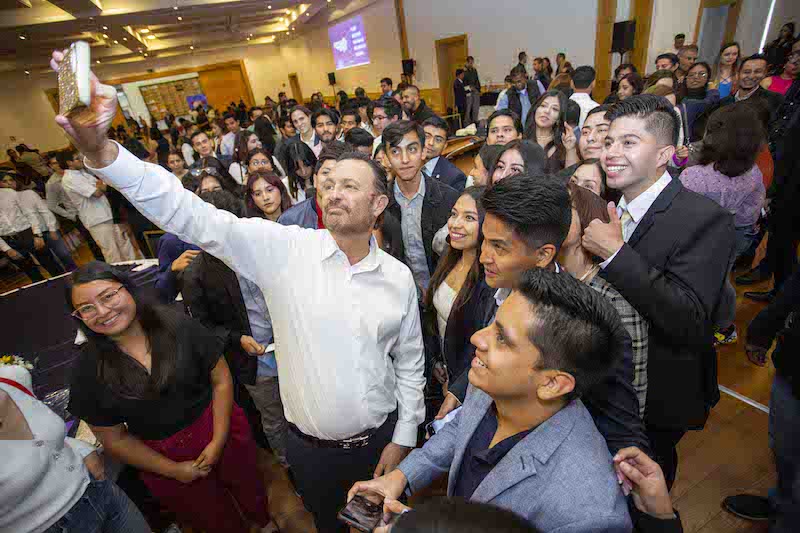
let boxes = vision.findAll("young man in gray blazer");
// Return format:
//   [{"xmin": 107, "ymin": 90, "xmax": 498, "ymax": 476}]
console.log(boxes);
[{"xmin": 350, "ymin": 269, "xmax": 633, "ymax": 532}]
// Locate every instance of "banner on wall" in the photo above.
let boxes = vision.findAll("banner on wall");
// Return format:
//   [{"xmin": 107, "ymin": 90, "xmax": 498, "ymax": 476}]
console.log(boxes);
[{"xmin": 186, "ymin": 94, "xmax": 208, "ymax": 110}]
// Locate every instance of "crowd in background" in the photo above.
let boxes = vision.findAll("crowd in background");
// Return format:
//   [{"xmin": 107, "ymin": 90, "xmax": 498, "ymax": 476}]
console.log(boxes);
[{"xmin": 1, "ymin": 20, "xmax": 800, "ymax": 533}]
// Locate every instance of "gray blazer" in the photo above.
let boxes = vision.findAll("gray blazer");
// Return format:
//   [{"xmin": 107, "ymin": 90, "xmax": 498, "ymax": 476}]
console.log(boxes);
[{"xmin": 398, "ymin": 387, "xmax": 632, "ymax": 532}]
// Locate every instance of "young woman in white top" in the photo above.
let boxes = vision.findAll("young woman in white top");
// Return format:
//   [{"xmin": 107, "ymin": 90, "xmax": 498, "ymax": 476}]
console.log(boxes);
[
  {"xmin": 228, "ymin": 131, "xmax": 286, "ymax": 185},
  {"xmin": 422, "ymin": 187, "xmax": 493, "ymax": 395},
  {"xmin": 0, "ymin": 365, "xmax": 150, "ymax": 533}
]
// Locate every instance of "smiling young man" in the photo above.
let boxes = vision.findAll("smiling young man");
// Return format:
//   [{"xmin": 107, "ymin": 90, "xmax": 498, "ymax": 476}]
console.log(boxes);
[
  {"xmin": 421, "ymin": 116, "xmax": 466, "ymax": 191},
  {"xmin": 486, "ymin": 109, "xmax": 524, "ymax": 146},
  {"xmin": 582, "ymin": 94, "xmax": 735, "ymax": 488},
  {"xmin": 402, "ymin": 85, "xmax": 437, "ymax": 125},
  {"xmin": 311, "ymin": 108, "xmax": 340, "ymax": 150},
  {"xmin": 438, "ymin": 174, "xmax": 647, "ymax": 457},
  {"xmin": 51, "ymin": 49, "xmax": 426, "ymax": 533},
  {"xmin": 384, "ymin": 121, "xmax": 460, "ymax": 293},
  {"xmin": 718, "ymin": 54, "xmax": 784, "ymax": 123},
  {"xmin": 348, "ymin": 269, "xmax": 633, "ymax": 532}
]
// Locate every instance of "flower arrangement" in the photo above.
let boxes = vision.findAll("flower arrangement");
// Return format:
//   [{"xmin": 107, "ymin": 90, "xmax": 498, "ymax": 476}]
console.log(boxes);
[{"xmin": 0, "ymin": 355, "xmax": 34, "ymax": 370}]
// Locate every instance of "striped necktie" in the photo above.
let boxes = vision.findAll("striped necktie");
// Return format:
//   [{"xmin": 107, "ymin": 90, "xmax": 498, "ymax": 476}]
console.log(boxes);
[{"xmin": 619, "ymin": 206, "xmax": 633, "ymax": 242}]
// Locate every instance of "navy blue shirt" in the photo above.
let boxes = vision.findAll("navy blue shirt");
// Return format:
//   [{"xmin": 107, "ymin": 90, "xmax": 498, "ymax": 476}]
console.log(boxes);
[{"xmin": 452, "ymin": 404, "xmax": 533, "ymax": 500}]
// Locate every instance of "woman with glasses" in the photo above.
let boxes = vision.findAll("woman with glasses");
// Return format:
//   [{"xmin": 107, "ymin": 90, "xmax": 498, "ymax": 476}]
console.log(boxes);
[
  {"xmin": 187, "ymin": 167, "xmax": 242, "ymax": 198},
  {"xmin": 523, "ymin": 90, "xmax": 579, "ymax": 173},
  {"xmin": 678, "ymin": 62, "xmax": 721, "ymax": 144},
  {"xmin": 66, "ymin": 262, "xmax": 273, "ymax": 533},
  {"xmin": 229, "ymin": 132, "xmax": 287, "ymax": 185},
  {"xmin": 283, "ymin": 142, "xmax": 317, "ymax": 204},
  {"xmin": 710, "ymin": 42, "xmax": 741, "ymax": 99}
]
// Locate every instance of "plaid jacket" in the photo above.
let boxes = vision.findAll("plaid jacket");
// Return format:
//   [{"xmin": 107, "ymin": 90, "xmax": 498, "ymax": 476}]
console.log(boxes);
[{"xmin": 589, "ymin": 275, "xmax": 649, "ymax": 418}]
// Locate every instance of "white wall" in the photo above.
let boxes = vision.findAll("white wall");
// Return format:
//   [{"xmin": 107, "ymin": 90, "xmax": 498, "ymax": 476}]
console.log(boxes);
[
  {"xmin": 646, "ymin": 0, "xmax": 702, "ymax": 73},
  {"xmin": 403, "ymin": 0, "xmax": 598, "ymax": 89},
  {"xmin": 735, "ymin": 0, "xmax": 771, "ymax": 55},
  {"xmin": 766, "ymin": 0, "xmax": 800, "ymax": 48}
]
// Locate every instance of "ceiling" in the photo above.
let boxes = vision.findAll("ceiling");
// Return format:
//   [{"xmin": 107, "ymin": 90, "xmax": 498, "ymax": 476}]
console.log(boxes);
[{"xmin": 1, "ymin": 0, "xmax": 348, "ymax": 74}]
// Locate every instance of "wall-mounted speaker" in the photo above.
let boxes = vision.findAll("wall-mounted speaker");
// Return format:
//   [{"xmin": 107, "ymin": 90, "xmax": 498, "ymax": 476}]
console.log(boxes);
[
  {"xmin": 328, "ymin": 72, "xmax": 336, "ymax": 85},
  {"xmin": 612, "ymin": 21, "xmax": 636, "ymax": 53},
  {"xmin": 402, "ymin": 59, "xmax": 415, "ymax": 75}
]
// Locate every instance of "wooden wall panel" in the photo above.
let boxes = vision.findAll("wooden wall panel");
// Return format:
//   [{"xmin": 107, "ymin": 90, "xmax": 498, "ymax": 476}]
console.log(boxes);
[
  {"xmin": 594, "ymin": 0, "xmax": 617, "ymax": 103},
  {"xmin": 198, "ymin": 65, "xmax": 253, "ymax": 112},
  {"xmin": 631, "ymin": 0, "xmax": 655, "ymax": 74}
]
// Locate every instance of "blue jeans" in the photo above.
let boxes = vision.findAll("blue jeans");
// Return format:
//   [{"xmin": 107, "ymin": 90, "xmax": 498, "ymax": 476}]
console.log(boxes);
[
  {"xmin": 44, "ymin": 232, "xmax": 77, "ymax": 272},
  {"xmin": 44, "ymin": 477, "xmax": 149, "ymax": 533},
  {"xmin": 769, "ymin": 375, "xmax": 800, "ymax": 532}
]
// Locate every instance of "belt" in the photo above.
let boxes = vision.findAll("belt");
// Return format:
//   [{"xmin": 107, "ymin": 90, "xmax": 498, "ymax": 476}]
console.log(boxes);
[{"xmin": 288, "ymin": 424, "xmax": 379, "ymax": 450}]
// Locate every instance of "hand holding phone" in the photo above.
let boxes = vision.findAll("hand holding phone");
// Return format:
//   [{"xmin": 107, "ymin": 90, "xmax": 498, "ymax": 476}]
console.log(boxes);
[{"xmin": 338, "ymin": 495, "xmax": 383, "ymax": 532}]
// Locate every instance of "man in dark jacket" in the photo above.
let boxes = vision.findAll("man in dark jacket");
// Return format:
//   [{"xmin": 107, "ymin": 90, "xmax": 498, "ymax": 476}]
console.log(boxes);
[
  {"xmin": 382, "ymin": 121, "xmax": 460, "ymax": 293},
  {"xmin": 497, "ymin": 66, "xmax": 541, "ymax": 129},
  {"xmin": 421, "ymin": 116, "xmax": 466, "ymax": 192},
  {"xmin": 402, "ymin": 85, "xmax": 437, "ymax": 124},
  {"xmin": 463, "ymin": 56, "xmax": 481, "ymax": 126},
  {"xmin": 715, "ymin": 54, "xmax": 784, "ymax": 125},
  {"xmin": 453, "ymin": 69, "xmax": 467, "ymax": 123}
]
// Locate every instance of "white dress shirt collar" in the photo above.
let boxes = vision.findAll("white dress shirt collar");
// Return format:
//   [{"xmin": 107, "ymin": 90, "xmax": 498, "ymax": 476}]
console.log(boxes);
[
  {"xmin": 423, "ymin": 157, "xmax": 440, "ymax": 177},
  {"xmin": 320, "ymin": 231, "xmax": 382, "ymax": 274},
  {"xmin": 618, "ymin": 172, "xmax": 673, "ymax": 224}
]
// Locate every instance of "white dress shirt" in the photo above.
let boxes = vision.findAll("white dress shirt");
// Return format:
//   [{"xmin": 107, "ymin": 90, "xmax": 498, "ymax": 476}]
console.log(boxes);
[
  {"xmin": 46, "ymin": 173, "xmax": 78, "ymax": 221},
  {"xmin": 17, "ymin": 189, "xmax": 58, "ymax": 233},
  {"xmin": 61, "ymin": 169, "xmax": 114, "ymax": 229},
  {"xmin": 422, "ymin": 156, "xmax": 440, "ymax": 177},
  {"xmin": 88, "ymin": 143, "xmax": 425, "ymax": 447},
  {"xmin": 601, "ymin": 172, "xmax": 673, "ymax": 268},
  {"xmin": 569, "ymin": 92, "xmax": 601, "ymax": 128},
  {"xmin": 0, "ymin": 188, "xmax": 40, "ymax": 252}
]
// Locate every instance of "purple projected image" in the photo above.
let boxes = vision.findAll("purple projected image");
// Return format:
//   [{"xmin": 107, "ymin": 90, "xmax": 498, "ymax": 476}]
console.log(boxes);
[{"xmin": 328, "ymin": 15, "xmax": 371, "ymax": 71}]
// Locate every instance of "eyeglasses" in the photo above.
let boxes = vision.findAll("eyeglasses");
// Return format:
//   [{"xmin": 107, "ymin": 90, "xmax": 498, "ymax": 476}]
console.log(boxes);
[
  {"xmin": 249, "ymin": 159, "xmax": 272, "ymax": 167},
  {"xmin": 71, "ymin": 286, "xmax": 126, "ymax": 320},
  {"xmin": 687, "ymin": 72, "xmax": 708, "ymax": 79},
  {"xmin": 189, "ymin": 166, "xmax": 221, "ymax": 177}
]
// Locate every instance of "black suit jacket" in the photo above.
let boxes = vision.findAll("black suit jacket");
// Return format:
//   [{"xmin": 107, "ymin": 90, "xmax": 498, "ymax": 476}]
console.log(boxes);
[
  {"xmin": 447, "ymin": 278, "xmax": 650, "ymax": 456},
  {"xmin": 387, "ymin": 175, "xmax": 460, "ymax": 276},
  {"xmin": 602, "ymin": 177, "xmax": 735, "ymax": 430},
  {"xmin": 429, "ymin": 156, "xmax": 467, "ymax": 192},
  {"xmin": 182, "ymin": 253, "xmax": 257, "ymax": 385},
  {"xmin": 454, "ymin": 79, "xmax": 467, "ymax": 111}
]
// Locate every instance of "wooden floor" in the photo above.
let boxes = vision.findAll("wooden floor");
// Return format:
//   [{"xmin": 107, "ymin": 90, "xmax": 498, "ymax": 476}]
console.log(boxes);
[{"xmin": 3, "ymin": 239, "xmax": 779, "ymax": 532}]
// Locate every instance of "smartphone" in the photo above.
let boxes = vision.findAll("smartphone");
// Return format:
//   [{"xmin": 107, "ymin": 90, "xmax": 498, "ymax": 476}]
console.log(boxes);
[
  {"xmin": 58, "ymin": 41, "xmax": 91, "ymax": 117},
  {"xmin": 337, "ymin": 495, "xmax": 383, "ymax": 532}
]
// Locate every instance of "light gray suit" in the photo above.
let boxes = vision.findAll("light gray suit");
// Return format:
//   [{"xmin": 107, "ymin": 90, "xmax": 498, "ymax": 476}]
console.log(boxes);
[{"xmin": 398, "ymin": 386, "xmax": 632, "ymax": 532}]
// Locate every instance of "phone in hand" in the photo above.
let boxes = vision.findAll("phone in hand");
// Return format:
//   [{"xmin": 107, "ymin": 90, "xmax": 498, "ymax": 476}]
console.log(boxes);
[
  {"xmin": 337, "ymin": 495, "xmax": 383, "ymax": 532},
  {"xmin": 58, "ymin": 41, "xmax": 91, "ymax": 117}
]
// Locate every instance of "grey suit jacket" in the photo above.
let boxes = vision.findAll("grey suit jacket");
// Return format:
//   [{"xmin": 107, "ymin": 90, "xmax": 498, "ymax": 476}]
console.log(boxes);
[{"xmin": 398, "ymin": 387, "xmax": 632, "ymax": 532}]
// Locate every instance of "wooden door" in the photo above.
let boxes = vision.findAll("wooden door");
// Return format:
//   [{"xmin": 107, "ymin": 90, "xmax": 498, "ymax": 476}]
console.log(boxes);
[
  {"xmin": 436, "ymin": 35, "xmax": 468, "ymax": 115},
  {"xmin": 288, "ymin": 73, "xmax": 303, "ymax": 104}
]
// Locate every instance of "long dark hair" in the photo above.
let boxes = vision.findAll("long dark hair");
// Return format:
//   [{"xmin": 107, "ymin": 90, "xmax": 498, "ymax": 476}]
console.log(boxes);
[
  {"xmin": 245, "ymin": 170, "xmax": 293, "ymax": 219},
  {"xmin": 524, "ymin": 90, "xmax": 569, "ymax": 164},
  {"xmin": 697, "ymin": 102, "xmax": 765, "ymax": 177},
  {"xmin": 66, "ymin": 262, "xmax": 180, "ymax": 399},
  {"xmin": 285, "ymin": 141, "xmax": 318, "ymax": 199},
  {"xmin": 233, "ymin": 130, "xmax": 259, "ymax": 166},
  {"xmin": 422, "ymin": 187, "xmax": 486, "ymax": 339},
  {"xmin": 487, "ymin": 140, "xmax": 546, "ymax": 189}
]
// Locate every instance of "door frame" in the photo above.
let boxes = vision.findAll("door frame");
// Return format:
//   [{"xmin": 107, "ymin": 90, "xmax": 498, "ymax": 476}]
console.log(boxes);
[
  {"xmin": 288, "ymin": 73, "xmax": 303, "ymax": 104},
  {"xmin": 435, "ymin": 34, "xmax": 468, "ymax": 114},
  {"xmin": 693, "ymin": 0, "xmax": 743, "ymax": 46}
]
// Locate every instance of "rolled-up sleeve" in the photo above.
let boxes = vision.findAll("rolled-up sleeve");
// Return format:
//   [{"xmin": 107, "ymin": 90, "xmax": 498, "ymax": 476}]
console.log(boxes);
[{"xmin": 389, "ymin": 280, "xmax": 426, "ymax": 447}]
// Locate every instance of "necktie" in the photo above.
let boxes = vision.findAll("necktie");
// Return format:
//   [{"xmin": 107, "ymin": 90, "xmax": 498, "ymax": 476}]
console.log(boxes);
[{"xmin": 619, "ymin": 207, "xmax": 633, "ymax": 242}]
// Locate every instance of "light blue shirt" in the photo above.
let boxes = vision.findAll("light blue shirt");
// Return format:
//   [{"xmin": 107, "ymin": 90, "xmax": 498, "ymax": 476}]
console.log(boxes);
[
  {"xmin": 394, "ymin": 177, "xmax": 430, "ymax": 291},
  {"xmin": 236, "ymin": 273, "xmax": 278, "ymax": 377},
  {"xmin": 496, "ymin": 89, "xmax": 533, "ymax": 128}
]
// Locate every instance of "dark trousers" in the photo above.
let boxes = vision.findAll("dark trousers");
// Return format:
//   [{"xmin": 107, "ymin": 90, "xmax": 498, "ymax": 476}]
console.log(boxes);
[
  {"xmin": 4, "ymin": 228, "xmax": 45, "ymax": 282},
  {"xmin": 645, "ymin": 427, "xmax": 686, "ymax": 491},
  {"xmin": 287, "ymin": 412, "xmax": 396, "ymax": 533},
  {"xmin": 767, "ymin": 206, "xmax": 800, "ymax": 290},
  {"xmin": 769, "ymin": 374, "xmax": 800, "ymax": 532}
]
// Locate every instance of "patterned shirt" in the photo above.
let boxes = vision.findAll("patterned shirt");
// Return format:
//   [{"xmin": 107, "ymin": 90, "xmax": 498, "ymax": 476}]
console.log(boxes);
[
  {"xmin": 589, "ymin": 274, "xmax": 649, "ymax": 418},
  {"xmin": 679, "ymin": 163, "xmax": 765, "ymax": 228}
]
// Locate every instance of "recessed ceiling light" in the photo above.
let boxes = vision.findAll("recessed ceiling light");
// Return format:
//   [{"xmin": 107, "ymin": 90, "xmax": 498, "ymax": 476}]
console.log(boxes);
[
  {"xmin": 140, "ymin": 28, "xmax": 150, "ymax": 34},
  {"xmin": 24, "ymin": 70, "xmax": 30, "ymax": 75},
  {"xmin": 306, "ymin": 12, "xmax": 309, "ymax": 16},
  {"xmin": 285, "ymin": 32, "xmax": 289, "ymax": 35},
  {"xmin": 173, "ymin": 5, "xmax": 178, "ymax": 10},
  {"xmin": 102, "ymin": 25, "xmax": 108, "ymax": 30},
  {"xmin": 144, "ymin": 53, "xmax": 148, "ymax": 57},
  {"xmin": 268, "ymin": 4, "xmax": 272, "ymax": 8},
  {"xmin": 19, "ymin": 35, "xmax": 26, "ymax": 40},
  {"xmin": 96, "ymin": 60, "xmax": 101, "ymax": 64},
  {"xmin": 189, "ymin": 45, "xmax": 194, "ymax": 50},
  {"xmin": 292, "ymin": 27, "xmax": 295, "ymax": 30},
  {"xmin": 123, "ymin": 37, "xmax": 127, "ymax": 41},
  {"xmin": 147, "ymin": 35, "xmax": 156, "ymax": 40},
  {"xmin": 113, "ymin": 40, "xmax": 119, "ymax": 43},
  {"xmin": 177, "ymin": 16, "xmax": 183, "ymax": 20},
  {"xmin": 102, "ymin": 33, "xmax": 109, "ymax": 38},
  {"xmin": 247, "ymin": 37, "xmax": 251, "ymax": 41}
]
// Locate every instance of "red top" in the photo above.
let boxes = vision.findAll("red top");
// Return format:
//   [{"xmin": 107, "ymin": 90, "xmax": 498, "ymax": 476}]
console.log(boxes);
[{"xmin": 315, "ymin": 199, "xmax": 325, "ymax": 229}]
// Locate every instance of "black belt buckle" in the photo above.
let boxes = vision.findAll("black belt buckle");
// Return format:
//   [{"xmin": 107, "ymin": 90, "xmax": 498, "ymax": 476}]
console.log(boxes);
[{"xmin": 340, "ymin": 434, "xmax": 371, "ymax": 449}]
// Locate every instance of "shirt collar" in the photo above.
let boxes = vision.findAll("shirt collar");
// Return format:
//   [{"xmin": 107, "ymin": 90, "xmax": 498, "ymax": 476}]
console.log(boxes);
[
  {"xmin": 394, "ymin": 175, "xmax": 426, "ymax": 202},
  {"xmin": 423, "ymin": 157, "xmax": 440, "ymax": 176},
  {"xmin": 618, "ymin": 172, "xmax": 672, "ymax": 223},
  {"xmin": 571, "ymin": 92, "xmax": 591, "ymax": 101},
  {"xmin": 320, "ymin": 231, "xmax": 381, "ymax": 273}
]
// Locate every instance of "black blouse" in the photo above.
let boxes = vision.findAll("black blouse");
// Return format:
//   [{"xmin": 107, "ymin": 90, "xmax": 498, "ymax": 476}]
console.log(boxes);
[{"xmin": 68, "ymin": 315, "xmax": 223, "ymax": 440}]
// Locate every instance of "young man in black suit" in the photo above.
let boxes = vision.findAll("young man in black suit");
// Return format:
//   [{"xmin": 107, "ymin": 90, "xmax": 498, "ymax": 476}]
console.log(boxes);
[
  {"xmin": 421, "ymin": 116, "xmax": 467, "ymax": 192},
  {"xmin": 582, "ymin": 94, "xmax": 736, "ymax": 488},
  {"xmin": 454, "ymin": 68, "xmax": 467, "ymax": 123}
]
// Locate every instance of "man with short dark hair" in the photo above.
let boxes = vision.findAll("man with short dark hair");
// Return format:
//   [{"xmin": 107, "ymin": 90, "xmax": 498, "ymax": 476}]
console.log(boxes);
[
  {"xmin": 655, "ymin": 53, "xmax": 679, "ymax": 73},
  {"xmin": 344, "ymin": 127, "xmax": 375, "ymax": 155},
  {"xmin": 380, "ymin": 77, "xmax": 394, "ymax": 98},
  {"xmin": 486, "ymin": 109, "xmax": 523, "ymax": 146},
  {"xmin": 454, "ymin": 69, "xmax": 467, "ymax": 123},
  {"xmin": 273, "ymin": 114, "xmax": 297, "ymax": 171},
  {"xmin": 311, "ymin": 108, "xmax": 339, "ymax": 149},
  {"xmin": 582, "ymin": 94, "xmax": 735, "ymax": 488},
  {"xmin": 355, "ymin": 97, "xmax": 374, "ymax": 135},
  {"xmin": 516, "ymin": 51, "xmax": 528, "ymax": 75},
  {"xmin": 371, "ymin": 99, "xmax": 403, "ymax": 154},
  {"xmin": 351, "ymin": 266, "xmax": 633, "ymax": 532},
  {"xmin": 672, "ymin": 34, "xmax": 686, "ymax": 55},
  {"xmin": 569, "ymin": 66, "xmax": 600, "ymax": 128},
  {"xmin": 421, "ymin": 116, "xmax": 466, "ymax": 191},
  {"xmin": 383, "ymin": 120, "xmax": 460, "ymax": 291},
  {"xmin": 402, "ymin": 85, "xmax": 437, "ymax": 124},
  {"xmin": 463, "ymin": 56, "xmax": 482, "ymax": 126},
  {"xmin": 676, "ymin": 45, "xmax": 699, "ymax": 81},
  {"xmin": 496, "ymin": 66, "xmax": 542, "ymax": 128},
  {"xmin": 720, "ymin": 54, "xmax": 784, "ymax": 122},
  {"xmin": 339, "ymin": 106, "xmax": 360, "ymax": 140},
  {"xmin": 221, "ymin": 111, "xmax": 240, "ymax": 157}
]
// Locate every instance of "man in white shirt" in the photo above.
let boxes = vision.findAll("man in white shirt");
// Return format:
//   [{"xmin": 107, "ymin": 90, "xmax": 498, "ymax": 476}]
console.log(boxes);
[
  {"xmin": 59, "ymin": 150, "xmax": 137, "ymax": 263},
  {"xmin": 582, "ymin": 94, "xmax": 734, "ymax": 490},
  {"xmin": 0, "ymin": 173, "xmax": 49, "ymax": 281},
  {"xmin": 49, "ymin": 52, "xmax": 425, "ymax": 533},
  {"xmin": 569, "ymin": 66, "xmax": 600, "ymax": 128},
  {"xmin": 220, "ymin": 112, "xmax": 240, "ymax": 157}
]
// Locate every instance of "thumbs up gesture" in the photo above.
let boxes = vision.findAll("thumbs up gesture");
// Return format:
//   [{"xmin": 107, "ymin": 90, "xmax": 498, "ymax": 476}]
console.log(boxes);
[{"xmin": 582, "ymin": 202, "xmax": 625, "ymax": 261}]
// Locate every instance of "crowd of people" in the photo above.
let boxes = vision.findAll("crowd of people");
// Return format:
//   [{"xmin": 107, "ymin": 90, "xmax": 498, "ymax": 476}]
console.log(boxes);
[{"xmin": 1, "ymin": 22, "xmax": 799, "ymax": 532}]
